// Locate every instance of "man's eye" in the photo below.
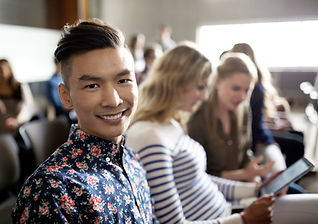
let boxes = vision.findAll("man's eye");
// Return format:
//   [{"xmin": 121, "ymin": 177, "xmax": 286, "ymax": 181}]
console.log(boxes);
[
  {"xmin": 118, "ymin": 79, "xmax": 131, "ymax": 84},
  {"xmin": 85, "ymin": 84, "xmax": 98, "ymax": 89}
]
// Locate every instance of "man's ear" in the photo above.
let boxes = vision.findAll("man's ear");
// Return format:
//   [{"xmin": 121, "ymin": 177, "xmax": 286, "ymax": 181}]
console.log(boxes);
[{"xmin": 58, "ymin": 83, "xmax": 73, "ymax": 109}]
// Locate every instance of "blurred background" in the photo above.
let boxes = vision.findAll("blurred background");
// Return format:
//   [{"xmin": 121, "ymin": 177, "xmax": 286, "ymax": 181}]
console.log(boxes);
[
  {"xmin": 1, "ymin": 0, "xmax": 318, "ymax": 104},
  {"xmin": 0, "ymin": 0, "xmax": 318, "ymax": 191}
]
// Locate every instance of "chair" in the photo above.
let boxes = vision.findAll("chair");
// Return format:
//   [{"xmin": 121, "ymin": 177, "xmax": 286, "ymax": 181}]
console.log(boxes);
[
  {"xmin": 19, "ymin": 118, "xmax": 70, "ymax": 167},
  {"xmin": 0, "ymin": 134, "xmax": 20, "ymax": 224}
]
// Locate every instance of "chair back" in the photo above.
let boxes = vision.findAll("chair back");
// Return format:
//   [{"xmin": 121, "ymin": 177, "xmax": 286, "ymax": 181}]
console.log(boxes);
[
  {"xmin": 19, "ymin": 118, "xmax": 70, "ymax": 166},
  {"xmin": 0, "ymin": 134, "xmax": 20, "ymax": 193}
]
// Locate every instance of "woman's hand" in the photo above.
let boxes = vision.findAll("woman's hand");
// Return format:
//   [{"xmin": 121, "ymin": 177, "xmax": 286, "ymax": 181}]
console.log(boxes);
[
  {"xmin": 5, "ymin": 117, "xmax": 19, "ymax": 130},
  {"xmin": 265, "ymin": 113, "xmax": 291, "ymax": 132},
  {"xmin": 244, "ymin": 156, "xmax": 274, "ymax": 179},
  {"xmin": 241, "ymin": 194, "xmax": 275, "ymax": 224}
]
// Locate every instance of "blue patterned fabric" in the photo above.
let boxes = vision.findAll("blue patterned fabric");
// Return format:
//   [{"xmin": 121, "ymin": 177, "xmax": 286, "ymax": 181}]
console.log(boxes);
[{"xmin": 12, "ymin": 124, "xmax": 157, "ymax": 224}]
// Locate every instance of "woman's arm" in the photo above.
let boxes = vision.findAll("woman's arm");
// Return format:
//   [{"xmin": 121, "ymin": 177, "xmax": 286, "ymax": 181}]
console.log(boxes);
[
  {"xmin": 16, "ymin": 83, "xmax": 35, "ymax": 124},
  {"xmin": 221, "ymin": 156, "xmax": 274, "ymax": 182},
  {"xmin": 209, "ymin": 175, "xmax": 257, "ymax": 200}
]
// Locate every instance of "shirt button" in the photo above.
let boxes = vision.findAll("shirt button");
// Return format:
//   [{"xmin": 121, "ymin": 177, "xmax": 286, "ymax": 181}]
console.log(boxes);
[{"xmin": 106, "ymin": 157, "xmax": 110, "ymax": 162}]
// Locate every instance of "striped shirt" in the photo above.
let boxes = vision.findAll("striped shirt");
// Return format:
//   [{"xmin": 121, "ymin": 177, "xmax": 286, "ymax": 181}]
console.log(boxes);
[{"xmin": 126, "ymin": 119, "xmax": 257, "ymax": 224}]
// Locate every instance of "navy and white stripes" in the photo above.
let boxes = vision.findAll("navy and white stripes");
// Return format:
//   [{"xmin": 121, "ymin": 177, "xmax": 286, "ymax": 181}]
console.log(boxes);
[{"xmin": 126, "ymin": 120, "xmax": 256, "ymax": 224}]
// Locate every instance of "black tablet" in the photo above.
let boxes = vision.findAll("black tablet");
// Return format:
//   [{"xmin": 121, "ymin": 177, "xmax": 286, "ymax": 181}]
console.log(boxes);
[{"xmin": 259, "ymin": 157, "xmax": 314, "ymax": 196}]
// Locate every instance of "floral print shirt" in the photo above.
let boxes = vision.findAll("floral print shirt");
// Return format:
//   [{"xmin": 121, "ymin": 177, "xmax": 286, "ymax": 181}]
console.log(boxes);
[{"xmin": 12, "ymin": 124, "xmax": 157, "ymax": 224}]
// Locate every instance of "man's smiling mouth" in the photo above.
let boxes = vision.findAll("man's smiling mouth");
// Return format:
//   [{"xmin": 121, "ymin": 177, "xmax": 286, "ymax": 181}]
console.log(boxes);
[{"xmin": 97, "ymin": 110, "xmax": 127, "ymax": 120}]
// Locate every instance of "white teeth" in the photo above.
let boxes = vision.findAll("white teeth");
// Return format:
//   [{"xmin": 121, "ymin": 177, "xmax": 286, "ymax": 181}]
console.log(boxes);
[{"xmin": 100, "ymin": 112, "xmax": 122, "ymax": 120}]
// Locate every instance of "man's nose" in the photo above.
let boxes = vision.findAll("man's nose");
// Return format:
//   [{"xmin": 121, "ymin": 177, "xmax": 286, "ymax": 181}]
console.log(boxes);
[{"xmin": 101, "ymin": 86, "xmax": 123, "ymax": 107}]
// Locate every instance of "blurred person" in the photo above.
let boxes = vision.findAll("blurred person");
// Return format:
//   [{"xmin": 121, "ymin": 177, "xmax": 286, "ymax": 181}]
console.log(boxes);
[
  {"xmin": 188, "ymin": 52, "xmax": 274, "ymax": 183},
  {"xmin": 136, "ymin": 43, "xmax": 163, "ymax": 85},
  {"xmin": 46, "ymin": 58, "xmax": 76, "ymax": 123},
  {"xmin": 157, "ymin": 24, "xmax": 176, "ymax": 52},
  {"xmin": 12, "ymin": 19, "xmax": 157, "ymax": 223},
  {"xmin": 46, "ymin": 58, "xmax": 67, "ymax": 116},
  {"xmin": 129, "ymin": 33, "xmax": 146, "ymax": 73},
  {"xmin": 0, "ymin": 59, "xmax": 35, "ymax": 136}
]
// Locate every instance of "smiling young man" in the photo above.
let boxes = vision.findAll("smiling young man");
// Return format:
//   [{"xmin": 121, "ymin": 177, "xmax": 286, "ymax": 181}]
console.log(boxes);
[{"xmin": 12, "ymin": 19, "xmax": 157, "ymax": 223}]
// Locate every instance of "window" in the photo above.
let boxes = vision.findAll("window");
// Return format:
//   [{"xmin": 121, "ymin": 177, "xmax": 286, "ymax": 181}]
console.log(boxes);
[
  {"xmin": 0, "ymin": 24, "xmax": 60, "ymax": 82},
  {"xmin": 197, "ymin": 20, "xmax": 318, "ymax": 69}
]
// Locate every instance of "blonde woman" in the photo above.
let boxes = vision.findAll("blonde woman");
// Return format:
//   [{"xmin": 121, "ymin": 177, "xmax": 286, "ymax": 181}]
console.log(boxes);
[
  {"xmin": 126, "ymin": 43, "xmax": 278, "ymax": 224},
  {"xmin": 187, "ymin": 52, "xmax": 274, "ymax": 183}
]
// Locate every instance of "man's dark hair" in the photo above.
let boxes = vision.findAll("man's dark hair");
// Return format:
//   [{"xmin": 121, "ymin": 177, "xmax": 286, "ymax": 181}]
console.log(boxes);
[{"xmin": 54, "ymin": 19, "xmax": 125, "ymax": 85}]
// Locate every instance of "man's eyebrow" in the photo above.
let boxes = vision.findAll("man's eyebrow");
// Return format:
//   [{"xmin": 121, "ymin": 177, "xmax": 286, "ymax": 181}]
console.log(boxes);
[
  {"xmin": 117, "ymin": 69, "xmax": 133, "ymax": 77},
  {"xmin": 78, "ymin": 70, "xmax": 133, "ymax": 81},
  {"xmin": 78, "ymin": 74, "xmax": 101, "ymax": 81}
]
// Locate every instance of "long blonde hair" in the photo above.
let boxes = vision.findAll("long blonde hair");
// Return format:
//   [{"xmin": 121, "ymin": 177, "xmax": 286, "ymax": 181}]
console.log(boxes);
[
  {"xmin": 200, "ymin": 52, "xmax": 257, "ymax": 146},
  {"xmin": 131, "ymin": 42, "xmax": 212, "ymax": 125},
  {"xmin": 230, "ymin": 43, "xmax": 289, "ymax": 116}
]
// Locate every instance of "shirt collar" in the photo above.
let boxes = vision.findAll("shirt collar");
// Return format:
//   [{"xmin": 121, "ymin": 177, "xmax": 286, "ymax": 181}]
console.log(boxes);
[{"xmin": 68, "ymin": 124, "xmax": 126, "ymax": 164}]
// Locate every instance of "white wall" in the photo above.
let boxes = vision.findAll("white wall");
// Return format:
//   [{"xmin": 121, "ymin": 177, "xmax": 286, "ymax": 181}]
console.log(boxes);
[
  {"xmin": 97, "ymin": 0, "xmax": 318, "ymax": 44},
  {"xmin": 0, "ymin": 24, "xmax": 61, "ymax": 83},
  {"xmin": 1, "ymin": 0, "xmax": 318, "ymax": 45}
]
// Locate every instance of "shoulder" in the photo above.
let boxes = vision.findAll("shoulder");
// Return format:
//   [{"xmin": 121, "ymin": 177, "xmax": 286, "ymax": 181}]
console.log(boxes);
[
  {"xmin": 188, "ymin": 103, "xmax": 212, "ymax": 140},
  {"xmin": 13, "ymin": 166, "xmax": 68, "ymax": 221},
  {"xmin": 126, "ymin": 120, "xmax": 179, "ymax": 153},
  {"xmin": 20, "ymin": 141, "xmax": 76, "ymax": 191},
  {"xmin": 188, "ymin": 104, "xmax": 207, "ymax": 129},
  {"xmin": 21, "ymin": 154, "xmax": 73, "ymax": 193}
]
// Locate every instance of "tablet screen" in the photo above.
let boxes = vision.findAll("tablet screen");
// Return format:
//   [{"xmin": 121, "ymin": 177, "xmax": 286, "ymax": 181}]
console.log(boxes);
[{"xmin": 260, "ymin": 157, "xmax": 314, "ymax": 195}]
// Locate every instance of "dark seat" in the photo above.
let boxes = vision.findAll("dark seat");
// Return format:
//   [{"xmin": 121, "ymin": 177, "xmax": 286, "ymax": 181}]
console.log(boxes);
[
  {"xmin": 0, "ymin": 134, "xmax": 20, "ymax": 224},
  {"xmin": 19, "ymin": 118, "xmax": 70, "ymax": 167}
]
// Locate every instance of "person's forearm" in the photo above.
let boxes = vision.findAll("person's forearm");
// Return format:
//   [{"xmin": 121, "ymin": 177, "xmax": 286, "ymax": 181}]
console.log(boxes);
[{"xmin": 221, "ymin": 169, "xmax": 252, "ymax": 182}]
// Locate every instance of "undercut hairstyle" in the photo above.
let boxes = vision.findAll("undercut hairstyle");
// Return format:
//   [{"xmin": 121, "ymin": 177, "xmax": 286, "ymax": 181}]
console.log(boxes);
[{"xmin": 54, "ymin": 18, "xmax": 125, "ymax": 86}]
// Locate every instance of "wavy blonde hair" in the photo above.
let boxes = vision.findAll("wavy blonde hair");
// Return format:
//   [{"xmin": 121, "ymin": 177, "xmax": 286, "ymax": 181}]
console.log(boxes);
[{"xmin": 131, "ymin": 42, "xmax": 212, "ymax": 125}]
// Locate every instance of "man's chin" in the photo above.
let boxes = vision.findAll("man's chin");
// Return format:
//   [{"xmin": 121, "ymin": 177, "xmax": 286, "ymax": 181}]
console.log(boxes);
[{"xmin": 97, "ymin": 131, "xmax": 124, "ymax": 143}]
